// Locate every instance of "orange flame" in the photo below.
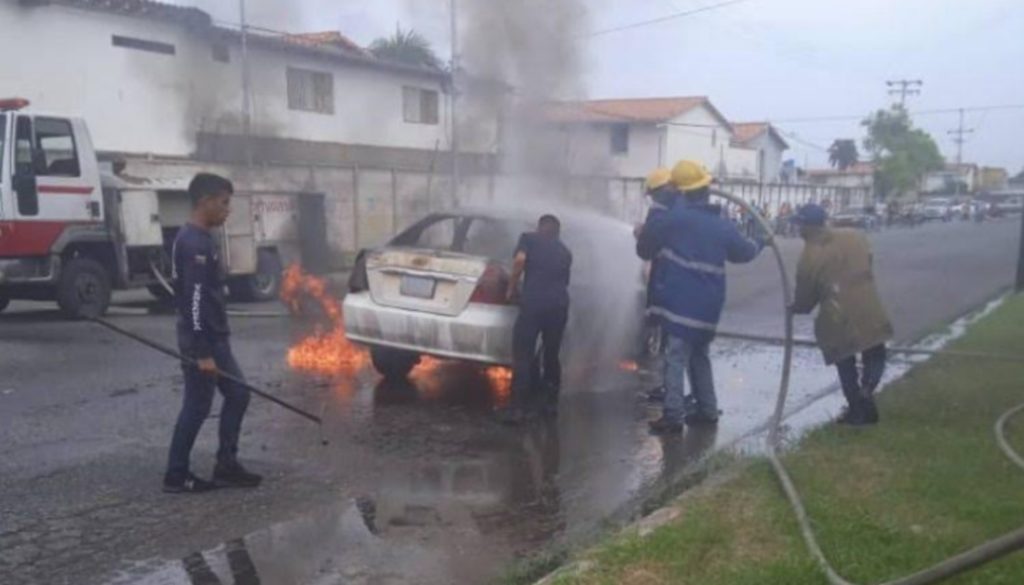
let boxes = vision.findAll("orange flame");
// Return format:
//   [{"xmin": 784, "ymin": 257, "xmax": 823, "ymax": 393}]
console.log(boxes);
[
  {"xmin": 282, "ymin": 264, "xmax": 369, "ymax": 376},
  {"xmin": 618, "ymin": 360, "xmax": 639, "ymax": 372}
]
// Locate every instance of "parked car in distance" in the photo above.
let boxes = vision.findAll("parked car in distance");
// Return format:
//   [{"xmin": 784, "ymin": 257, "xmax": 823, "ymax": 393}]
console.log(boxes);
[
  {"xmin": 343, "ymin": 209, "xmax": 649, "ymax": 378},
  {"xmin": 831, "ymin": 208, "xmax": 880, "ymax": 231},
  {"xmin": 921, "ymin": 198, "xmax": 954, "ymax": 222}
]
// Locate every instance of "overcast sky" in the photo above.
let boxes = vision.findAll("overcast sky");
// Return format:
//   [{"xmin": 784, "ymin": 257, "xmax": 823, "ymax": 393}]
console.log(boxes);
[{"xmin": 183, "ymin": 0, "xmax": 1023, "ymax": 172}]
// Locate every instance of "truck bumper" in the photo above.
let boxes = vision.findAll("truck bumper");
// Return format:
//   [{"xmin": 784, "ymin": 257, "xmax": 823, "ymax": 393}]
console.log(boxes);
[{"xmin": 0, "ymin": 256, "xmax": 58, "ymax": 285}]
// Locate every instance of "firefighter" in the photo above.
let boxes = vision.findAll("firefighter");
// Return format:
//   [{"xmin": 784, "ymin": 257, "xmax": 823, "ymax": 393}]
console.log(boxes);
[
  {"xmin": 498, "ymin": 214, "xmax": 573, "ymax": 425},
  {"xmin": 790, "ymin": 204, "xmax": 893, "ymax": 426},
  {"xmin": 164, "ymin": 173, "xmax": 262, "ymax": 493},
  {"xmin": 637, "ymin": 161, "xmax": 766, "ymax": 434},
  {"xmin": 635, "ymin": 167, "xmax": 679, "ymax": 403}
]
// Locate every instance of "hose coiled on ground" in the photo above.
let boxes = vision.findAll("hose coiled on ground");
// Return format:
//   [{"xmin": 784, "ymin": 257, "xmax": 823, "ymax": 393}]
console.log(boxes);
[{"xmin": 709, "ymin": 188, "xmax": 1024, "ymax": 584}]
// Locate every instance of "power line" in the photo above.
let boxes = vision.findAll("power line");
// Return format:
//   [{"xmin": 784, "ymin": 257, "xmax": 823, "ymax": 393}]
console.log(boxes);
[
  {"xmin": 767, "ymin": 104, "xmax": 1024, "ymax": 125},
  {"xmin": 586, "ymin": 0, "xmax": 755, "ymax": 38}
]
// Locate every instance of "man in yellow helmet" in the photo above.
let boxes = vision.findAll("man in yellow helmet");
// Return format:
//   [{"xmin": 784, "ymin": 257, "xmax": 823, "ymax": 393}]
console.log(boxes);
[{"xmin": 637, "ymin": 160, "xmax": 766, "ymax": 433}]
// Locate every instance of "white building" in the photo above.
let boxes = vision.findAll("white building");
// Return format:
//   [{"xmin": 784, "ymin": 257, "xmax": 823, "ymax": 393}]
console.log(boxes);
[
  {"xmin": 0, "ymin": 0, "xmax": 498, "ymax": 169},
  {"xmin": 540, "ymin": 97, "xmax": 768, "ymax": 180},
  {"xmin": 730, "ymin": 122, "xmax": 789, "ymax": 182},
  {"xmin": 806, "ymin": 162, "xmax": 876, "ymax": 190},
  {"xmin": 923, "ymin": 163, "xmax": 978, "ymax": 195}
]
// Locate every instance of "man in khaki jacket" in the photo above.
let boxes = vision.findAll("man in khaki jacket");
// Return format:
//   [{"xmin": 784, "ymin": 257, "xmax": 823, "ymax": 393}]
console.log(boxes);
[{"xmin": 791, "ymin": 204, "xmax": 893, "ymax": 426}]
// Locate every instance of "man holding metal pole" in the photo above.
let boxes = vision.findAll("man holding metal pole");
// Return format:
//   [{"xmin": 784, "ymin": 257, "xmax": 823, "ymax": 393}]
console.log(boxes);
[
  {"xmin": 638, "ymin": 160, "xmax": 766, "ymax": 434},
  {"xmin": 163, "ymin": 173, "xmax": 262, "ymax": 493},
  {"xmin": 790, "ymin": 203, "xmax": 894, "ymax": 426}
]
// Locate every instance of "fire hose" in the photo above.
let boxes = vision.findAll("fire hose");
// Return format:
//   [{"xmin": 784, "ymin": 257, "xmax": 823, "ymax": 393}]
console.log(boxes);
[{"xmin": 709, "ymin": 187, "xmax": 1024, "ymax": 584}]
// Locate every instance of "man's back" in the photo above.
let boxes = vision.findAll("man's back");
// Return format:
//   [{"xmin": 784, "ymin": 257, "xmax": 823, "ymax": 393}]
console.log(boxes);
[{"xmin": 517, "ymin": 232, "xmax": 572, "ymax": 309}]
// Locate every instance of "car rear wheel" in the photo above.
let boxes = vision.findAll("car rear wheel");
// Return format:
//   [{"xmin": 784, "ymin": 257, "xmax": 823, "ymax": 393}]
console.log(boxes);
[{"xmin": 371, "ymin": 347, "xmax": 421, "ymax": 379}]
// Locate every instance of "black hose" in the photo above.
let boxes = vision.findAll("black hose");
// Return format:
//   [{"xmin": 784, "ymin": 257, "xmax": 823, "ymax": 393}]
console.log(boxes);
[{"xmin": 90, "ymin": 317, "xmax": 323, "ymax": 425}]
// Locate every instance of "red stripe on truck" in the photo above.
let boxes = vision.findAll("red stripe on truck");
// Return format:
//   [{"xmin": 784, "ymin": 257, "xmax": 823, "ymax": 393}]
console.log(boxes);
[
  {"xmin": 0, "ymin": 221, "xmax": 77, "ymax": 256},
  {"xmin": 37, "ymin": 185, "xmax": 94, "ymax": 195}
]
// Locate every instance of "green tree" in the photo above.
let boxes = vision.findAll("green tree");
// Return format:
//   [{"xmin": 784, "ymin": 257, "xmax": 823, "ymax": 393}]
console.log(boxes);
[
  {"xmin": 828, "ymin": 139, "xmax": 859, "ymax": 171},
  {"xmin": 862, "ymin": 107, "xmax": 944, "ymax": 199},
  {"xmin": 368, "ymin": 26, "xmax": 442, "ymax": 70}
]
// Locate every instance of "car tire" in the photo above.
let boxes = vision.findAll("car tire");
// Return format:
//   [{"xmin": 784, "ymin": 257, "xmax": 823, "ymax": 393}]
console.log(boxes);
[
  {"xmin": 57, "ymin": 258, "xmax": 112, "ymax": 319},
  {"xmin": 0, "ymin": 294, "xmax": 9, "ymax": 313},
  {"xmin": 371, "ymin": 347, "xmax": 421, "ymax": 379},
  {"xmin": 228, "ymin": 249, "xmax": 283, "ymax": 302}
]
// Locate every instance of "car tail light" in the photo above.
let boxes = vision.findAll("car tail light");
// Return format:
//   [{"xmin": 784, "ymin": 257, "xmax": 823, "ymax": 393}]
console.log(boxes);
[
  {"xmin": 470, "ymin": 263, "xmax": 510, "ymax": 305},
  {"xmin": 348, "ymin": 250, "xmax": 369, "ymax": 293}
]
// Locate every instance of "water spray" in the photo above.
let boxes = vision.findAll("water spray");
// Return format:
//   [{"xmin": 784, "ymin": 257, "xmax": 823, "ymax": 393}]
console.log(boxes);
[
  {"xmin": 709, "ymin": 187, "xmax": 1024, "ymax": 584},
  {"xmin": 90, "ymin": 318, "xmax": 326, "ymax": 437}
]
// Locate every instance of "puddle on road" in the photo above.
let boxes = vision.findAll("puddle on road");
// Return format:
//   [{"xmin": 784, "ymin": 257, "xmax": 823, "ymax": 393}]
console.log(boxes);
[{"xmin": 104, "ymin": 299, "xmax": 1003, "ymax": 585}]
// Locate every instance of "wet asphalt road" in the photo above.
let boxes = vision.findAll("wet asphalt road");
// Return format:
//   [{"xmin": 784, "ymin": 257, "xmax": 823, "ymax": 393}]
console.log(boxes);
[{"xmin": 0, "ymin": 218, "xmax": 1019, "ymax": 585}]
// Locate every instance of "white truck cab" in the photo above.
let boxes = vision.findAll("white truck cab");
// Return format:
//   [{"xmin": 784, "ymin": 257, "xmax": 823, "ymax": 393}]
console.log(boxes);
[{"xmin": 0, "ymin": 99, "xmax": 326, "ymax": 318}]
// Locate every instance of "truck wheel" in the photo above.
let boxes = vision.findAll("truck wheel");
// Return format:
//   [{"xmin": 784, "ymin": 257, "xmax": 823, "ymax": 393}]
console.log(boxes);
[
  {"xmin": 371, "ymin": 347, "xmax": 421, "ymax": 379},
  {"xmin": 229, "ymin": 249, "xmax": 283, "ymax": 302},
  {"xmin": 0, "ymin": 294, "xmax": 9, "ymax": 313},
  {"xmin": 57, "ymin": 258, "xmax": 112, "ymax": 319},
  {"xmin": 147, "ymin": 284, "xmax": 174, "ymax": 302}
]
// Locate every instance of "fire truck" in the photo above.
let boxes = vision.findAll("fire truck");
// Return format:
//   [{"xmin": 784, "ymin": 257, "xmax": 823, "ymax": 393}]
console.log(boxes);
[{"xmin": 0, "ymin": 99, "xmax": 327, "ymax": 318}]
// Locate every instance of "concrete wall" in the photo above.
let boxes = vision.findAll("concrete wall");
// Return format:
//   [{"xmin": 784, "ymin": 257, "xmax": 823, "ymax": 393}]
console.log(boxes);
[
  {"xmin": 735, "ymin": 132, "xmax": 786, "ymax": 182},
  {"xmin": 561, "ymin": 123, "xmax": 661, "ymax": 178},
  {"xmin": 0, "ymin": 2, "xmax": 492, "ymax": 160}
]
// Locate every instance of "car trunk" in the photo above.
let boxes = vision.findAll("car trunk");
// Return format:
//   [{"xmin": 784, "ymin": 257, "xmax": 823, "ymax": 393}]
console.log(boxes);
[{"xmin": 365, "ymin": 247, "xmax": 489, "ymax": 317}]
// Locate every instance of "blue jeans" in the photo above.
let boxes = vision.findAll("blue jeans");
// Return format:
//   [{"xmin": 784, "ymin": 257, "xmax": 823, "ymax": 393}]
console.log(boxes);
[
  {"xmin": 166, "ymin": 337, "xmax": 250, "ymax": 481},
  {"xmin": 663, "ymin": 334, "xmax": 716, "ymax": 422}
]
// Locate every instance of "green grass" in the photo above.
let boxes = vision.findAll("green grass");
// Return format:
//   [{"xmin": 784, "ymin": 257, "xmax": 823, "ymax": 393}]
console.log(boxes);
[{"xmin": 549, "ymin": 294, "xmax": 1024, "ymax": 585}]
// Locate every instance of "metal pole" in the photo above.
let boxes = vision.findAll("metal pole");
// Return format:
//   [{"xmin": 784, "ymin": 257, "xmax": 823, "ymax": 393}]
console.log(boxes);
[
  {"xmin": 1016, "ymin": 206, "xmax": 1024, "ymax": 292},
  {"xmin": 239, "ymin": 0, "xmax": 253, "ymax": 167},
  {"xmin": 449, "ymin": 0, "xmax": 460, "ymax": 206}
]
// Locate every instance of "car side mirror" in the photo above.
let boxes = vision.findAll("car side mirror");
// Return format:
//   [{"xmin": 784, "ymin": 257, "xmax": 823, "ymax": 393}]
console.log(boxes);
[{"xmin": 13, "ymin": 172, "xmax": 39, "ymax": 216}]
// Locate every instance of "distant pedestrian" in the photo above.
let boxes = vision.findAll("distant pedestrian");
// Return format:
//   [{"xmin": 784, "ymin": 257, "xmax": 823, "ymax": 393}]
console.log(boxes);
[
  {"xmin": 499, "ymin": 214, "xmax": 573, "ymax": 424},
  {"xmin": 165, "ymin": 173, "xmax": 262, "ymax": 493},
  {"xmin": 637, "ymin": 160, "xmax": 766, "ymax": 434},
  {"xmin": 790, "ymin": 204, "xmax": 894, "ymax": 426}
]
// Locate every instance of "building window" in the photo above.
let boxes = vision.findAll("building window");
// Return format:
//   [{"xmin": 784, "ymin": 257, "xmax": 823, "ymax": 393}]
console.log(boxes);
[
  {"xmin": 403, "ymin": 87, "xmax": 440, "ymax": 125},
  {"xmin": 287, "ymin": 67, "xmax": 334, "ymax": 114},
  {"xmin": 212, "ymin": 43, "xmax": 230, "ymax": 63},
  {"xmin": 112, "ymin": 35, "xmax": 176, "ymax": 56},
  {"xmin": 610, "ymin": 124, "xmax": 629, "ymax": 155}
]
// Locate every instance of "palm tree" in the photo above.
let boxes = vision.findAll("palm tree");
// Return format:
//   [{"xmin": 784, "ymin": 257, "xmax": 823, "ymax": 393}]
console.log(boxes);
[
  {"xmin": 828, "ymin": 139, "xmax": 859, "ymax": 171},
  {"xmin": 368, "ymin": 25, "xmax": 442, "ymax": 70}
]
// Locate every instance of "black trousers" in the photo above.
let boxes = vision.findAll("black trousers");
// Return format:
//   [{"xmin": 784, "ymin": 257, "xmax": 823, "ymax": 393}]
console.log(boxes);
[
  {"xmin": 835, "ymin": 344, "xmax": 887, "ymax": 409},
  {"xmin": 511, "ymin": 303, "xmax": 569, "ymax": 409}
]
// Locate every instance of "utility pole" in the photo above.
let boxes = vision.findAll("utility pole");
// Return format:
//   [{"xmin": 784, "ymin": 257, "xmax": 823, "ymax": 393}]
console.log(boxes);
[
  {"xmin": 947, "ymin": 108, "xmax": 974, "ymax": 197},
  {"xmin": 239, "ymin": 0, "xmax": 253, "ymax": 167},
  {"xmin": 886, "ymin": 79, "xmax": 922, "ymax": 108},
  {"xmin": 449, "ymin": 0, "xmax": 460, "ymax": 206}
]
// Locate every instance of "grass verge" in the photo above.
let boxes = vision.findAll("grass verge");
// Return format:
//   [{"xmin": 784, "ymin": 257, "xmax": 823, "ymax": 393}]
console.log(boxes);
[{"xmin": 548, "ymin": 294, "xmax": 1024, "ymax": 585}]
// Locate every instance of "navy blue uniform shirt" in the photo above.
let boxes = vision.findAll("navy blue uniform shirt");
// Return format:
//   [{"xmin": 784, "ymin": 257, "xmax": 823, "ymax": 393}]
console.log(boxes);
[
  {"xmin": 172, "ymin": 223, "xmax": 230, "ymax": 358},
  {"xmin": 515, "ymin": 232, "xmax": 572, "ymax": 310}
]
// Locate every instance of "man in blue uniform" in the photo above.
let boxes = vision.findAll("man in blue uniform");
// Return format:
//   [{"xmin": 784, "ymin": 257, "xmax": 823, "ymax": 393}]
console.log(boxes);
[
  {"xmin": 498, "ymin": 214, "xmax": 573, "ymax": 424},
  {"xmin": 163, "ymin": 173, "xmax": 262, "ymax": 493},
  {"xmin": 637, "ymin": 161, "xmax": 766, "ymax": 434}
]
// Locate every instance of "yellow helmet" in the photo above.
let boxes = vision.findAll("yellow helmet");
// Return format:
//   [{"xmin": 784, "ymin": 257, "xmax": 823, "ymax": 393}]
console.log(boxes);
[
  {"xmin": 671, "ymin": 160, "xmax": 713, "ymax": 192},
  {"xmin": 644, "ymin": 167, "xmax": 672, "ymax": 193}
]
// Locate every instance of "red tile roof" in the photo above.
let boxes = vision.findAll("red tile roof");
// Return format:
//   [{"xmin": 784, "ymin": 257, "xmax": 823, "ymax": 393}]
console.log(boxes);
[
  {"xmin": 283, "ymin": 31, "xmax": 370, "ymax": 58},
  {"xmin": 543, "ymin": 97, "xmax": 732, "ymax": 129},
  {"xmin": 731, "ymin": 121, "xmax": 789, "ymax": 149},
  {"xmin": 40, "ymin": 0, "xmax": 210, "ymax": 25}
]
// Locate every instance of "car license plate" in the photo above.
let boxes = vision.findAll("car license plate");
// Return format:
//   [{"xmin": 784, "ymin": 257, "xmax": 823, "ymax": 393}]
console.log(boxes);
[{"xmin": 400, "ymin": 275, "xmax": 436, "ymax": 299}]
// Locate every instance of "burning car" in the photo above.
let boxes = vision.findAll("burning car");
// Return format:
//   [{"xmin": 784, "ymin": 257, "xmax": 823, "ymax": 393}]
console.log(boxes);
[{"xmin": 342, "ymin": 209, "xmax": 649, "ymax": 378}]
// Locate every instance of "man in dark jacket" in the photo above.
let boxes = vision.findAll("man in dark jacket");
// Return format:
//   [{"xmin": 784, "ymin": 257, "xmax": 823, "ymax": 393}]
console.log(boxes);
[
  {"xmin": 164, "ymin": 173, "xmax": 262, "ymax": 493},
  {"xmin": 499, "ymin": 215, "xmax": 573, "ymax": 424},
  {"xmin": 791, "ymin": 204, "xmax": 893, "ymax": 426},
  {"xmin": 638, "ymin": 160, "xmax": 765, "ymax": 434}
]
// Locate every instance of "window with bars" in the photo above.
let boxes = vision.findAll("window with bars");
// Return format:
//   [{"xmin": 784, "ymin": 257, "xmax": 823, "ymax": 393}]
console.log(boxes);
[
  {"xmin": 287, "ymin": 67, "xmax": 334, "ymax": 114},
  {"xmin": 610, "ymin": 124, "xmax": 630, "ymax": 154},
  {"xmin": 403, "ymin": 87, "xmax": 440, "ymax": 125}
]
